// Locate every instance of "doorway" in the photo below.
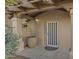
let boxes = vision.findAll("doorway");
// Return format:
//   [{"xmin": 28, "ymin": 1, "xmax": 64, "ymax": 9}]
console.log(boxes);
[{"xmin": 47, "ymin": 22, "xmax": 58, "ymax": 47}]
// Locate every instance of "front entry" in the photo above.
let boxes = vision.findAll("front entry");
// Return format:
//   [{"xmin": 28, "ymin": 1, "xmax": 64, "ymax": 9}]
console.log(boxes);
[{"xmin": 47, "ymin": 22, "xmax": 58, "ymax": 47}]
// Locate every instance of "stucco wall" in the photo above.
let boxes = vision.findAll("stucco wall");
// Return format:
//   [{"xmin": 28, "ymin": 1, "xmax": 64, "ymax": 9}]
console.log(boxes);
[
  {"xmin": 21, "ymin": 20, "xmax": 37, "ymax": 38},
  {"xmin": 35, "ymin": 10, "xmax": 71, "ymax": 49}
]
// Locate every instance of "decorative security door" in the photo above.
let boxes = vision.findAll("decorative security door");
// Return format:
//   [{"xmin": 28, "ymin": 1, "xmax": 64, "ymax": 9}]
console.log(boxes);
[{"xmin": 47, "ymin": 22, "xmax": 58, "ymax": 47}]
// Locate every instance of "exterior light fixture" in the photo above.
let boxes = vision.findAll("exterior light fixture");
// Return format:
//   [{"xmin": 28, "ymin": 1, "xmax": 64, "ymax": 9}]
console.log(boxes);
[{"xmin": 35, "ymin": 18, "xmax": 39, "ymax": 22}]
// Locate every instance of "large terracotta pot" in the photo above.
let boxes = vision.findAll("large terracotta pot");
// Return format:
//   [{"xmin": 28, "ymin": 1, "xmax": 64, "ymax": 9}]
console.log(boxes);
[{"xmin": 28, "ymin": 37, "xmax": 37, "ymax": 48}]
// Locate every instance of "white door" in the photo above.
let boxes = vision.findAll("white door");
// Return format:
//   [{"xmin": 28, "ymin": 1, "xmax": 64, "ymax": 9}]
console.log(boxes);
[{"xmin": 47, "ymin": 22, "xmax": 58, "ymax": 47}]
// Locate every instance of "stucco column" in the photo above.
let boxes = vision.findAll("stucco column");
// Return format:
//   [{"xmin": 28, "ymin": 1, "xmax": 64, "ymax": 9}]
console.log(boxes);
[
  {"xmin": 17, "ymin": 18, "xmax": 24, "ymax": 53},
  {"xmin": 11, "ymin": 15, "xmax": 18, "ymax": 35},
  {"xmin": 11, "ymin": 14, "xmax": 24, "ymax": 53}
]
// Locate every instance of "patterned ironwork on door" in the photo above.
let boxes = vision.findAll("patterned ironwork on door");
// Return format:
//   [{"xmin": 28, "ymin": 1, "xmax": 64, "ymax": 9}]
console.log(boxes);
[{"xmin": 47, "ymin": 22, "xmax": 58, "ymax": 47}]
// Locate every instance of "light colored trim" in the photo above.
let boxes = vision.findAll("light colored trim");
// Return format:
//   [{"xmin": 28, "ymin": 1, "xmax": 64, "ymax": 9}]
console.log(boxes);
[
  {"xmin": 55, "ymin": 21, "xmax": 59, "ymax": 47},
  {"xmin": 47, "ymin": 22, "xmax": 48, "ymax": 46}
]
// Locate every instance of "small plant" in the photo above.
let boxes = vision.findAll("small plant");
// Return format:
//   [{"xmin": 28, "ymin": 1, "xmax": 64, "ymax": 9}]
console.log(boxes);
[{"xmin": 5, "ymin": 25, "xmax": 19, "ymax": 59}]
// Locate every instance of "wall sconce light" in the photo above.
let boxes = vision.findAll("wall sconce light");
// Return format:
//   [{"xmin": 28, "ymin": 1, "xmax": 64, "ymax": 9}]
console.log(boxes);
[{"xmin": 35, "ymin": 18, "xmax": 39, "ymax": 22}]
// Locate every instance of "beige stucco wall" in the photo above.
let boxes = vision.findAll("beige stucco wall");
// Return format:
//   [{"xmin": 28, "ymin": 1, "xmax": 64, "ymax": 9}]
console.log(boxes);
[
  {"xmin": 35, "ymin": 10, "xmax": 71, "ymax": 49},
  {"xmin": 22, "ymin": 20, "xmax": 37, "ymax": 38},
  {"xmin": 5, "ymin": 9, "xmax": 72, "ymax": 50}
]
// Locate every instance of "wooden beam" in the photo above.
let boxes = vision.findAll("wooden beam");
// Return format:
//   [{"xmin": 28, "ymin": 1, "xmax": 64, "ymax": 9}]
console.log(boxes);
[
  {"xmin": 61, "ymin": 3, "xmax": 73, "ymax": 11},
  {"xmin": 18, "ymin": 6, "xmax": 57, "ymax": 14},
  {"xmin": 17, "ymin": 12, "xmax": 34, "ymax": 20},
  {"xmin": 52, "ymin": 0, "xmax": 65, "ymax": 3},
  {"xmin": 7, "ymin": 6, "xmax": 21, "ymax": 11},
  {"xmin": 29, "ymin": 0, "xmax": 41, "ymax": 3},
  {"xmin": 19, "ymin": 0, "xmax": 36, "ymax": 8},
  {"xmin": 42, "ymin": 0, "xmax": 54, "ymax": 4}
]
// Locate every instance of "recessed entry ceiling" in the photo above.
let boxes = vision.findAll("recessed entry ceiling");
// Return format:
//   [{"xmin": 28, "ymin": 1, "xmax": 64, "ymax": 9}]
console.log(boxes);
[{"xmin": 6, "ymin": 0, "xmax": 73, "ymax": 18}]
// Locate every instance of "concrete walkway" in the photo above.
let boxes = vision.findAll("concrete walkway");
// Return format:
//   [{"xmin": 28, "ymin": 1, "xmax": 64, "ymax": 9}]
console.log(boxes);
[
  {"xmin": 16, "ymin": 46, "xmax": 70, "ymax": 59},
  {"xmin": 17, "ymin": 46, "xmax": 56, "ymax": 59}
]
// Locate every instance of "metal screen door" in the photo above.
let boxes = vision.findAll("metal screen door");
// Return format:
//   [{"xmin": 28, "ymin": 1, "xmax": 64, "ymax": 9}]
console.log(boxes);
[{"xmin": 47, "ymin": 22, "xmax": 58, "ymax": 47}]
